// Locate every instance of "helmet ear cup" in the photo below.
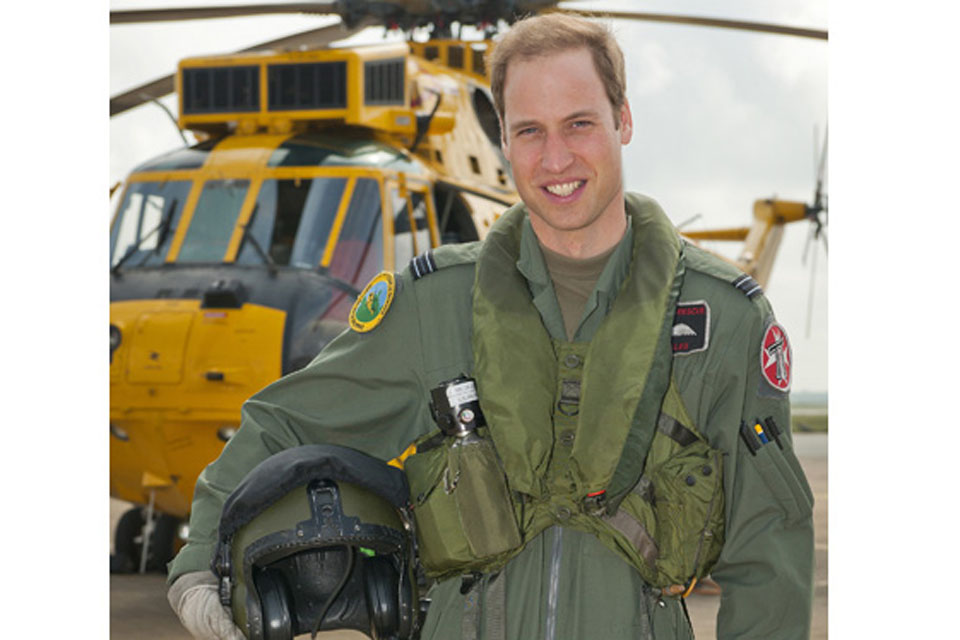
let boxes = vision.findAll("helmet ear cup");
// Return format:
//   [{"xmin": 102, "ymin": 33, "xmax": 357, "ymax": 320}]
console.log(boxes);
[
  {"xmin": 363, "ymin": 556, "xmax": 400, "ymax": 638},
  {"xmin": 395, "ymin": 556, "xmax": 416, "ymax": 639},
  {"xmin": 255, "ymin": 568, "xmax": 294, "ymax": 640}
]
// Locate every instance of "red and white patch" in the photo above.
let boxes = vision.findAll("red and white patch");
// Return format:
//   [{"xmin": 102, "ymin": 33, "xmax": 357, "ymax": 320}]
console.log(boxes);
[{"xmin": 760, "ymin": 322, "xmax": 792, "ymax": 391}]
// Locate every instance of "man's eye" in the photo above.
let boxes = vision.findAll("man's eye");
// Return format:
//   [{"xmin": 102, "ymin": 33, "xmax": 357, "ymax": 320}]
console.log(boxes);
[
  {"xmin": 572, "ymin": 120, "xmax": 593, "ymax": 129},
  {"xmin": 517, "ymin": 127, "xmax": 537, "ymax": 136}
]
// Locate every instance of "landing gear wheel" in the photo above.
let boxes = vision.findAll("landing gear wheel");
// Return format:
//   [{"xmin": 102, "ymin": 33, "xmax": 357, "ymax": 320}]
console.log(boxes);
[{"xmin": 111, "ymin": 507, "xmax": 180, "ymax": 573}]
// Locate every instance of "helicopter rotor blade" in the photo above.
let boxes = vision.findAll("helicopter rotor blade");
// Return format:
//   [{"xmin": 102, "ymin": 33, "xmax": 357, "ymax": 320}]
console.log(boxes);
[
  {"xmin": 552, "ymin": 7, "xmax": 827, "ymax": 40},
  {"xmin": 812, "ymin": 124, "xmax": 828, "ymax": 207},
  {"xmin": 801, "ymin": 220, "xmax": 815, "ymax": 267},
  {"xmin": 110, "ymin": 19, "xmax": 375, "ymax": 117},
  {"xmin": 112, "ymin": 3, "xmax": 828, "ymax": 40},
  {"xmin": 805, "ymin": 237, "xmax": 818, "ymax": 338},
  {"xmin": 110, "ymin": 2, "xmax": 341, "ymax": 24}
]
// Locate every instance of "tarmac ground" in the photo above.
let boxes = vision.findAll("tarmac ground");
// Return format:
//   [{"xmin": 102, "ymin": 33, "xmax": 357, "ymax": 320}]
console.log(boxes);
[{"xmin": 110, "ymin": 433, "xmax": 827, "ymax": 639}]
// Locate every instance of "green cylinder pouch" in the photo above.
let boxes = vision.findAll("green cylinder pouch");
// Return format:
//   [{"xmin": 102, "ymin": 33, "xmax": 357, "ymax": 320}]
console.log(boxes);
[{"xmin": 404, "ymin": 429, "xmax": 523, "ymax": 578}]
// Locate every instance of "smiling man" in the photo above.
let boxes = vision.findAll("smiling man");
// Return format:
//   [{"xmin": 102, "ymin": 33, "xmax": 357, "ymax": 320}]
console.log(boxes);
[
  {"xmin": 498, "ymin": 45, "xmax": 632, "ymax": 258},
  {"xmin": 168, "ymin": 13, "xmax": 814, "ymax": 640}
]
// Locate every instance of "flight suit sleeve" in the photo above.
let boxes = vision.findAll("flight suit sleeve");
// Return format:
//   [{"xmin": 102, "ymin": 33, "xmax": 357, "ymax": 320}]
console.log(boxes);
[
  {"xmin": 167, "ymin": 272, "xmax": 433, "ymax": 583},
  {"xmin": 710, "ymin": 310, "xmax": 815, "ymax": 639}
]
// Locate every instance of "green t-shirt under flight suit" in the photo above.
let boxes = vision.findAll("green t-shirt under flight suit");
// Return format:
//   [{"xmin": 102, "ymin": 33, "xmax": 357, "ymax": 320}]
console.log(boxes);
[{"xmin": 169, "ymin": 193, "xmax": 814, "ymax": 640}]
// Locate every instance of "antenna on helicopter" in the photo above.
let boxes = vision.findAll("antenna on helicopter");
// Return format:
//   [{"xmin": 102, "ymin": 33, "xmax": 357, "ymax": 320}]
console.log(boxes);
[
  {"xmin": 676, "ymin": 213, "xmax": 703, "ymax": 230},
  {"xmin": 145, "ymin": 94, "xmax": 190, "ymax": 147}
]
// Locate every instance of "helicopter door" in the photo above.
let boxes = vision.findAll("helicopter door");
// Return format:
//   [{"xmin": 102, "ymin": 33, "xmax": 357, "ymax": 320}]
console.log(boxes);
[{"xmin": 386, "ymin": 176, "xmax": 439, "ymax": 270}]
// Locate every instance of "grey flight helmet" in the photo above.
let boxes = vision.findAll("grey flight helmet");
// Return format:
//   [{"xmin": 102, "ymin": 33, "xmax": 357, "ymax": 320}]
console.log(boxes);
[{"xmin": 212, "ymin": 444, "xmax": 419, "ymax": 640}]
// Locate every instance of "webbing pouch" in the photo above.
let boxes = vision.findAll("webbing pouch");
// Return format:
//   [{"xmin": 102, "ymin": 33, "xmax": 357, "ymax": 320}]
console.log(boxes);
[
  {"xmin": 404, "ymin": 430, "xmax": 522, "ymax": 579},
  {"xmin": 606, "ymin": 412, "xmax": 725, "ymax": 589}
]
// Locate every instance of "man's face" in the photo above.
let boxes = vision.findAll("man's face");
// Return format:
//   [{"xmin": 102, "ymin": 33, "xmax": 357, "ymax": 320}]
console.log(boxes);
[{"xmin": 500, "ymin": 47, "xmax": 632, "ymax": 253}]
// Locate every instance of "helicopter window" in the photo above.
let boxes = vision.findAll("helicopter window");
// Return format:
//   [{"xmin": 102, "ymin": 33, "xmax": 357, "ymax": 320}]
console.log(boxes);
[
  {"xmin": 424, "ymin": 46, "xmax": 439, "ymax": 61},
  {"xmin": 434, "ymin": 186, "xmax": 479, "ymax": 245},
  {"xmin": 391, "ymin": 188, "xmax": 431, "ymax": 268},
  {"xmin": 471, "ymin": 87, "xmax": 502, "ymax": 150},
  {"xmin": 177, "ymin": 179, "xmax": 250, "ymax": 263},
  {"xmin": 131, "ymin": 138, "xmax": 218, "ymax": 172},
  {"xmin": 237, "ymin": 177, "xmax": 348, "ymax": 268},
  {"xmin": 288, "ymin": 178, "xmax": 349, "ymax": 268},
  {"xmin": 269, "ymin": 142, "xmax": 339, "ymax": 167},
  {"xmin": 110, "ymin": 180, "xmax": 191, "ymax": 267},
  {"xmin": 327, "ymin": 178, "xmax": 383, "ymax": 287},
  {"xmin": 268, "ymin": 134, "xmax": 428, "ymax": 175}
]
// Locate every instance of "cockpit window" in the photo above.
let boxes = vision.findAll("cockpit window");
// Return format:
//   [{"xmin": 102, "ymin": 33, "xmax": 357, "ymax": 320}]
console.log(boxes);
[
  {"xmin": 327, "ymin": 178, "xmax": 383, "ymax": 287},
  {"xmin": 110, "ymin": 180, "xmax": 191, "ymax": 267},
  {"xmin": 236, "ymin": 177, "xmax": 348, "ymax": 267},
  {"xmin": 391, "ymin": 188, "xmax": 431, "ymax": 269},
  {"xmin": 177, "ymin": 179, "xmax": 250, "ymax": 263}
]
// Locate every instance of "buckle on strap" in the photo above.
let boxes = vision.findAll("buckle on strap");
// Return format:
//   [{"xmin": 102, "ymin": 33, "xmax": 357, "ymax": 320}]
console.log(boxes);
[
  {"xmin": 557, "ymin": 379, "xmax": 581, "ymax": 416},
  {"xmin": 215, "ymin": 543, "xmax": 233, "ymax": 607},
  {"xmin": 582, "ymin": 489, "xmax": 607, "ymax": 516}
]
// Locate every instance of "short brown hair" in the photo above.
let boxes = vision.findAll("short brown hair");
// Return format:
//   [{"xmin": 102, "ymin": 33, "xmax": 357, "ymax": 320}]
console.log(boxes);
[{"xmin": 488, "ymin": 13, "xmax": 626, "ymax": 124}]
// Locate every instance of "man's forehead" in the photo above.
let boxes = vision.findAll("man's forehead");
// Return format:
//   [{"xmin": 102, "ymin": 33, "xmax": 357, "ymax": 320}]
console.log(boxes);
[
  {"xmin": 502, "ymin": 48, "xmax": 599, "ymax": 99},
  {"xmin": 500, "ymin": 49, "xmax": 613, "ymax": 124},
  {"xmin": 504, "ymin": 46, "xmax": 593, "ymax": 76}
]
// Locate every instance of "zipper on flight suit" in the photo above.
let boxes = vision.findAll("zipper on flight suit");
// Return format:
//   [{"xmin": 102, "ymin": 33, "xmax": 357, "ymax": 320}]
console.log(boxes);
[{"xmin": 544, "ymin": 526, "xmax": 563, "ymax": 640}]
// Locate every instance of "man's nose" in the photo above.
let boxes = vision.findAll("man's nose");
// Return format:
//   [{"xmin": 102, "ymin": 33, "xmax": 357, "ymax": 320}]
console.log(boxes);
[{"xmin": 540, "ymin": 132, "xmax": 574, "ymax": 173}]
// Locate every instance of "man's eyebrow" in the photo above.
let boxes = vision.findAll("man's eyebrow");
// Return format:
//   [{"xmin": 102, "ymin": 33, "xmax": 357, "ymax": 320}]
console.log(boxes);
[{"xmin": 565, "ymin": 109, "xmax": 601, "ymax": 121}]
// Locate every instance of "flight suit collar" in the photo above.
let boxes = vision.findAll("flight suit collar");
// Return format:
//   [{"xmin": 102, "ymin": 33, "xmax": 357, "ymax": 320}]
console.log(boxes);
[{"xmin": 515, "ymin": 214, "xmax": 634, "ymax": 342}]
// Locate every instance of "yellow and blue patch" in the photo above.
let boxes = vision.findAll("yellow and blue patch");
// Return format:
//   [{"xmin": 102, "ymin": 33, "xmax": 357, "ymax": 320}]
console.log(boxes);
[{"xmin": 349, "ymin": 272, "xmax": 396, "ymax": 333}]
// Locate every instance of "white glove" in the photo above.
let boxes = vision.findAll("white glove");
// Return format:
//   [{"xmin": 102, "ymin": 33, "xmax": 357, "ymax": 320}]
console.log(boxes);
[{"xmin": 168, "ymin": 571, "xmax": 247, "ymax": 640}]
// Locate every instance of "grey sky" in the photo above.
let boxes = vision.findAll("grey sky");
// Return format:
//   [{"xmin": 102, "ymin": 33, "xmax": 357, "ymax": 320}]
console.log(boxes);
[{"xmin": 109, "ymin": 0, "xmax": 828, "ymax": 392}]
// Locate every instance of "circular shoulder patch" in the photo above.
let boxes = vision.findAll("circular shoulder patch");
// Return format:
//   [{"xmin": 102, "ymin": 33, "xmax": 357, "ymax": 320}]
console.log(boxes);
[
  {"xmin": 349, "ymin": 272, "xmax": 396, "ymax": 333},
  {"xmin": 760, "ymin": 322, "xmax": 792, "ymax": 391}
]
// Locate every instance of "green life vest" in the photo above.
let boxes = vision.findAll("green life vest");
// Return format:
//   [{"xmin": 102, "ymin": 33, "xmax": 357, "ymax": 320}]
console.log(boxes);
[{"xmin": 404, "ymin": 194, "xmax": 725, "ymax": 592}]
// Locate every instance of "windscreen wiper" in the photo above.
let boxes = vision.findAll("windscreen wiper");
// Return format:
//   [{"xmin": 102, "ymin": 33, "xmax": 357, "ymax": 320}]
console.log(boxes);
[
  {"xmin": 237, "ymin": 204, "xmax": 278, "ymax": 276},
  {"xmin": 111, "ymin": 198, "xmax": 177, "ymax": 274}
]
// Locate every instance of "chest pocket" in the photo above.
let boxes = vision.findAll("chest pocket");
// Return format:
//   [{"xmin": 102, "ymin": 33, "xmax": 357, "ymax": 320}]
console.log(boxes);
[{"xmin": 604, "ymin": 410, "xmax": 725, "ymax": 591}]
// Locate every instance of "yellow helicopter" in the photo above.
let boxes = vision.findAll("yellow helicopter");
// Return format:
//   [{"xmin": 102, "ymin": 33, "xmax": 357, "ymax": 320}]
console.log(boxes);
[{"xmin": 109, "ymin": 0, "xmax": 827, "ymax": 573}]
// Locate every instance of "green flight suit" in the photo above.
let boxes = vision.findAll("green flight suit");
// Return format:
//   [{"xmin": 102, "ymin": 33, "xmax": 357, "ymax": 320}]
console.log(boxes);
[{"xmin": 169, "ymin": 193, "xmax": 814, "ymax": 639}]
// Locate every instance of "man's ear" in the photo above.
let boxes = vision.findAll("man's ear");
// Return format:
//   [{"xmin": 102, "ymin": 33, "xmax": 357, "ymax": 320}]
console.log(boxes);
[
  {"xmin": 499, "ymin": 115, "xmax": 509, "ymax": 152},
  {"xmin": 619, "ymin": 98, "xmax": 633, "ymax": 145}
]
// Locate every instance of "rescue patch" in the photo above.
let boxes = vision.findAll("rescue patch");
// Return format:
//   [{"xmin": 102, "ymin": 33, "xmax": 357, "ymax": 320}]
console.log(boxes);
[
  {"xmin": 672, "ymin": 301, "xmax": 710, "ymax": 355},
  {"xmin": 349, "ymin": 272, "xmax": 395, "ymax": 333},
  {"xmin": 760, "ymin": 321, "xmax": 792, "ymax": 391}
]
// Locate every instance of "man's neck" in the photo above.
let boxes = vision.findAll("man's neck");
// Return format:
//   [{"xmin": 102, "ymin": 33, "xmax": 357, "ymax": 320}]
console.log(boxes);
[{"xmin": 530, "ymin": 210, "xmax": 628, "ymax": 259}]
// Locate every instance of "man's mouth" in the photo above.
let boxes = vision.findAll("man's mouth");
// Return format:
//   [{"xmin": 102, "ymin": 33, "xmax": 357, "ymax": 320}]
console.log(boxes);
[{"xmin": 543, "ymin": 180, "xmax": 584, "ymax": 197}]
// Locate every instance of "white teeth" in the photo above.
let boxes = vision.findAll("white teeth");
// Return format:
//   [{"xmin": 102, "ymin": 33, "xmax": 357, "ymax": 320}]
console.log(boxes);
[{"xmin": 545, "ymin": 181, "xmax": 582, "ymax": 197}]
